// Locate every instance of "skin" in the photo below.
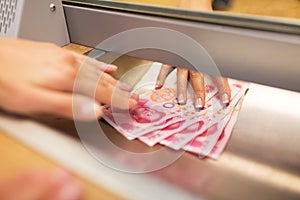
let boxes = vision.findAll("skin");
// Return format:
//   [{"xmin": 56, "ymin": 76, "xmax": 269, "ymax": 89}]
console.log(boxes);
[
  {"xmin": 156, "ymin": 0, "xmax": 231, "ymax": 108},
  {"xmin": 0, "ymin": 38, "xmax": 138, "ymax": 121}
]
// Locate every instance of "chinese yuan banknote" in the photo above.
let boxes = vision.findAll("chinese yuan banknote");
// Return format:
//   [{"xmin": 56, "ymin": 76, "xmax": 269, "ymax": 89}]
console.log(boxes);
[
  {"xmin": 160, "ymin": 80, "xmax": 248, "ymax": 151},
  {"xmin": 103, "ymin": 62, "xmax": 249, "ymax": 159}
]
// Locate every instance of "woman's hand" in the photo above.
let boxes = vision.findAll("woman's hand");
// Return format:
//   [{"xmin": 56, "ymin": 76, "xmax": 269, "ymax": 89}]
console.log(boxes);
[
  {"xmin": 156, "ymin": 0, "xmax": 231, "ymax": 108},
  {"xmin": 156, "ymin": 65, "xmax": 231, "ymax": 108},
  {"xmin": 0, "ymin": 38, "xmax": 138, "ymax": 120}
]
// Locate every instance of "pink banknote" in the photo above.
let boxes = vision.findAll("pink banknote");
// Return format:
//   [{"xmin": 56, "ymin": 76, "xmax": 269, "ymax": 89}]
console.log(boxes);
[
  {"xmin": 182, "ymin": 98, "xmax": 243, "ymax": 159},
  {"xmin": 137, "ymin": 82, "xmax": 219, "ymax": 144},
  {"xmin": 208, "ymin": 99, "xmax": 243, "ymax": 159},
  {"xmin": 141, "ymin": 79, "xmax": 248, "ymax": 148},
  {"xmin": 102, "ymin": 63, "xmax": 249, "ymax": 159},
  {"xmin": 103, "ymin": 71, "xmax": 219, "ymax": 140},
  {"xmin": 103, "ymin": 87, "xmax": 183, "ymax": 139}
]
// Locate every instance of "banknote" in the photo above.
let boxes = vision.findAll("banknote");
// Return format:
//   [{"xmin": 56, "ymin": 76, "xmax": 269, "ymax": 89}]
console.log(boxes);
[
  {"xmin": 102, "ymin": 62, "xmax": 249, "ymax": 159},
  {"xmin": 138, "ymin": 93, "xmax": 226, "ymax": 147},
  {"xmin": 103, "ymin": 67, "xmax": 219, "ymax": 140},
  {"xmin": 182, "ymin": 91, "xmax": 246, "ymax": 157},
  {"xmin": 136, "ymin": 79, "xmax": 220, "ymax": 144},
  {"xmin": 208, "ymin": 97, "xmax": 243, "ymax": 159},
  {"xmin": 140, "ymin": 79, "xmax": 248, "ymax": 147},
  {"xmin": 103, "ymin": 88, "xmax": 182, "ymax": 139},
  {"xmin": 182, "ymin": 97, "xmax": 243, "ymax": 159},
  {"xmin": 159, "ymin": 81, "xmax": 248, "ymax": 150}
]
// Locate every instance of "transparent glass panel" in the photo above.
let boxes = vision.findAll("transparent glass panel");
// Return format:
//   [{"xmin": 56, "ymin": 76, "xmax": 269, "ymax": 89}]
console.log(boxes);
[{"xmin": 63, "ymin": 0, "xmax": 300, "ymax": 34}]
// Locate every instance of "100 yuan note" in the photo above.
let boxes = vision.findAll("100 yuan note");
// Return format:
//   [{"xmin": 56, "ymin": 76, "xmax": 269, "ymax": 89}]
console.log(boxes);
[{"xmin": 159, "ymin": 80, "xmax": 248, "ymax": 150}]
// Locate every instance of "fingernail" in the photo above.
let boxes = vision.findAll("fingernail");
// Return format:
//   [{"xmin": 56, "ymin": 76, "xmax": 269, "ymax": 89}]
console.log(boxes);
[
  {"xmin": 119, "ymin": 82, "xmax": 133, "ymax": 91},
  {"xmin": 58, "ymin": 183, "xmax": 82, "ymax": 200},
  {"xmin": 177, "ymin": 94, "xmax": 185, "ymax": 105},
  {"xmin": 105, "ymin": 64, "xmax": 118, "ymax": 70},
  {"xmin": 131, "ymin": 93, "xmax": 139, "ymax": 101},
  {"xmin": 195, "ymin": 98, "xmax": 204, "ymax": 108},
  {"xmin": 129, "ymin": 98, "xmax": 138, "ymax": 108},
  {"xmin": 129, "ymin": 94, "xmax": 139, "ymax": 108},
  {"xmin": 81, "ymin": 102, "xmax": 102, "ymax": 118},
  {"xmin": 155, "ymin": 82, "xmax": 162, "ymax": 89},
  {"xmin": 222, "ymin": 93, "xmax": 230, "ymax": 104}
]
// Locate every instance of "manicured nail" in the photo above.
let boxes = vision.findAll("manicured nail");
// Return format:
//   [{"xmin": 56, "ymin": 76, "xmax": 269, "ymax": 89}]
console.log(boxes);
[
  {"xmin": 129, "ymin": 98, "xmax": 138, "ymax": 108},
  {"xmin": 155, "ymin": 82, "xmax": 162, "ymax": 89},
  {"xmin": 222, "ymin": 93, "xmax": 230, "ymax": 104},
  {"xmin": 127, "ymin": 93, "xmax": 139, "ymax": 108},
  {"xmin": 131, "ymin": 93, "xmax": 139, "ymax": 101},
  {"xmin": 58, "ymin": 183, "xmax": 82, "ymax": 200},
  {"xmin": 104, "ymin": 64, "xmax": 118, "ymax": 71},
  {"xmin": 119, "ymin": 82, "xmax": 133, "ymax": 91},
  {"xmin": 195, "ymin": 98, "xmax": 204, "ymax": 109},
  {"xmin": 177, "ymin": 94, "xmax": 185, "ymax": 105}
]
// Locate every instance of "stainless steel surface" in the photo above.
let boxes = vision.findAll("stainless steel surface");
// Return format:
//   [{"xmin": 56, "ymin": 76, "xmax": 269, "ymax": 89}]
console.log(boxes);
[{"xmin": 64, "ymin": 5, "xmax": 300, "ymax": 92}]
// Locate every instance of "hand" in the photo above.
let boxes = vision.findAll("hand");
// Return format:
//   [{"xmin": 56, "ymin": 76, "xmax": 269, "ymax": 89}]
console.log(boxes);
[
  {"xmin": 156, "ymin": 0, "xmax": 231, "ymax": 109},
  {"xmin": 156, "ymin": 65, "xmax": 231, "ymax": 108},
  {"xmin": 0, "ymin": 38, "xmax": 138, "ymax": 120},
  {"xmin": 0, "ymin": 169, "xmax": 82, "ymax": 200}
]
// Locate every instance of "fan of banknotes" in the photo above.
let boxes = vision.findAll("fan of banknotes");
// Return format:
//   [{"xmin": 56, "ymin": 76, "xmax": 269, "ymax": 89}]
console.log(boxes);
[{"xmin": 103, "ymin": 63, "xmax": 248, "ymax": 159}]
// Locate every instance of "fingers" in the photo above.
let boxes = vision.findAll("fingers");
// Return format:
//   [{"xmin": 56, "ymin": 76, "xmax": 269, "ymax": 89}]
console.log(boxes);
[
  {"xmin": 74, "ymin": 68, "xmax": 137, "ymax": 109},
  {"xmin": 32, "ymin": 88, "xmax": 104, "ymax": 121},
  {"xmin": 28, "ymin": 58, "xmax": 135, "ymax": 120},
  {"xmin": 156, "ymin": 64, "xmax": 172, "ymax": 89},
  {"xmin": 72, "ymin": 52, "xmax": 118, "ymax": 73},
  {"xmin": 36, "ymin": 52, "xmax": 118, "ymax": 93},
  {"xmin": 177, "ymin": 68, "xmax": 189, "ymax": 105},
  {"xmin": 95, "ymin": 73, "xmax": 138, "ymax": 110},
  {"xmin": 213, "ymin": 77, "xmax": 231, "ymax": 104},
  {"xmin": 20, "ymin": 79, "xmax": 136, "ymax": 121},
  {"xmin": 189, "ymin": 71, "xmax": 205, "ymax": 109},
  {"xmin": 74, "ymin": 53, "xmax": 137, "ymax": 109},
  {"xmin": 75, "ymin": 54, "xmax": 134, "ymax": 92}
]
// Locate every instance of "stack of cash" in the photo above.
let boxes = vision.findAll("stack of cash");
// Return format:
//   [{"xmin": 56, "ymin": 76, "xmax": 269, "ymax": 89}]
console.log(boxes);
[{"xmin": 104, "ymin": 63, "xmax": 248, "ymax": 159}]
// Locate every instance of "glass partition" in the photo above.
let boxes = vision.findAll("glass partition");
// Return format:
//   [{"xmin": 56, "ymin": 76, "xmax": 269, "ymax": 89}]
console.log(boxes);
[{"xmin": 63, "ymin": 0, "xmax": 300, "ymax": 34}]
